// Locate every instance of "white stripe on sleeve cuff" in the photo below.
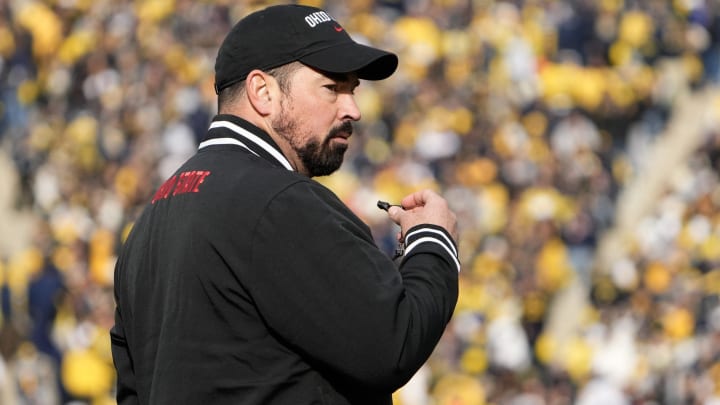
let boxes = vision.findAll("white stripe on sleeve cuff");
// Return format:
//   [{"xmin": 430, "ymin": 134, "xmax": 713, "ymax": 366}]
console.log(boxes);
[{"xmin": 403, "ymin": 227, "xmax": 461, "ymax": 273}]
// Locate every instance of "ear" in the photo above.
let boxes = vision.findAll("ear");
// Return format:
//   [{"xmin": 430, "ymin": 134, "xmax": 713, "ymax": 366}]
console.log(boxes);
[{"xmin": 245, "ymin": 70, "xmax": 276, "ymax": 116}]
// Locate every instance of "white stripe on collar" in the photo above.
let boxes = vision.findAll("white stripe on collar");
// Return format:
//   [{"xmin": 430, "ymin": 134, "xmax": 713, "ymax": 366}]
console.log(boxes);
[
  {"xmin": 200, "ymin": 120, "xmax": 293, "ymax": 171},
  {"xmin": 198, "ymin": 137, "xmax": 258, "ymax": 156}
]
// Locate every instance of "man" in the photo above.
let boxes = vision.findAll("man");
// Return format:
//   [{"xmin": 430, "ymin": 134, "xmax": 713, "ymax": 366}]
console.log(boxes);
[{"xmin": 110, "ymin": 4, "xmax": 460, "ymax": 404}]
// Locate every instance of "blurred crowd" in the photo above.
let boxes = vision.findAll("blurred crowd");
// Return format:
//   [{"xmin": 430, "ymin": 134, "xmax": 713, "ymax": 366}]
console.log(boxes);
[{"xmin": 2, "ymin": 0, "xmax": 720, "ymax": 404}]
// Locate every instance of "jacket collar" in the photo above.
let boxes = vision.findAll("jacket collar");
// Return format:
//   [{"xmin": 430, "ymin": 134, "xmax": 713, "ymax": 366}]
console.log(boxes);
[{"xmin": 199, "ymin": 114, "xmax": 293, "ymax": 171}]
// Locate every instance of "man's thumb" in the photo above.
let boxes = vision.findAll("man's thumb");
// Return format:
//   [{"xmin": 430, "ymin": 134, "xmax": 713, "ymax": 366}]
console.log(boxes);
[{"xmin": 387, "ymin": 205, "xmax": 403, "ymax": 223}]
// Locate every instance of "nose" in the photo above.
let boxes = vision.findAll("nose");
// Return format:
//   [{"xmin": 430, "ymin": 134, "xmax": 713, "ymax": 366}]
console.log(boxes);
[{"xmin": 339, "ymin": 93, "xmax": 361, "ymax": 122}]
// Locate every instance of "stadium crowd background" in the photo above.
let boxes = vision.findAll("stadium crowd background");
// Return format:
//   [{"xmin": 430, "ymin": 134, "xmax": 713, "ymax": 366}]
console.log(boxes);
[{"xmin": 1, "ymin": 0, "xmax": 720, "ymax": 404}]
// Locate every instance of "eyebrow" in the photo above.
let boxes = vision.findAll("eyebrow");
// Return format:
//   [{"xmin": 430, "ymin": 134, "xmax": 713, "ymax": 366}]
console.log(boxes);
[{"xmin": 322, "ymin": 71, "xmax": 360, "ymax": 87}]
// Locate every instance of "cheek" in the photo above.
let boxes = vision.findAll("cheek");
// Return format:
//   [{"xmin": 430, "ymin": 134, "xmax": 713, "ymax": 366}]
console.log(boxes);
[{"xmin": 293, "ymin": 100, "xmax": 335, "ymax": 135}]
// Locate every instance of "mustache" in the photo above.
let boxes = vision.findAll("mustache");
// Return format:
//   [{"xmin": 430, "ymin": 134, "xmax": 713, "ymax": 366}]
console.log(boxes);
[{"xmin": 327, "ymin": 121, "xmax": 353, "ymax": 140}]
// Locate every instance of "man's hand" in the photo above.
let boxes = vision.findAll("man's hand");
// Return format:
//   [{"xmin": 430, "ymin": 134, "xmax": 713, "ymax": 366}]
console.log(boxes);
[{"xmin": 386, "ymin": 189, "xmax": 458, "ymax": 242}]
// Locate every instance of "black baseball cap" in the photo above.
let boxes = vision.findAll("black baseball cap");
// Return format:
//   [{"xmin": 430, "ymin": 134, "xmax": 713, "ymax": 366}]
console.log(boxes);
[{"xmin": 214, "ymin": 4, "xmax": 399, "ymax": 93}]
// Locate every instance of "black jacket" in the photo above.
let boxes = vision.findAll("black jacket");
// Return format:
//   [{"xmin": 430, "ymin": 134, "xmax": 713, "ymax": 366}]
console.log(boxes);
[{"xmin": 110, "ymin": 114, "xmax": 460, "ymax": 404}]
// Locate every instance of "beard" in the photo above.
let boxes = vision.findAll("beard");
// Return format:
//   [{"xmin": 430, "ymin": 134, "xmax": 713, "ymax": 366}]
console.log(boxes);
[
  {"xmin": 272, "ymin": 102, "xmax": 351, "ymax": 177},
  {"xmin": 295, "ymin": 122, "xmax": 351, "ymax": 177}
]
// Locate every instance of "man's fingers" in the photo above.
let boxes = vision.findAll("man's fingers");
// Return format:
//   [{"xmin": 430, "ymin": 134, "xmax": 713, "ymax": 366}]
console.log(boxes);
[
  {"xmin": 402, "ymin": 191, "xmax": 423, "ymax": 209},
  {"xmin": 401, "ymin": 189, "xmax": 441, "ymax": 209},
  {"xmin": 401, "ymin": 190, "xmax": 424, "ymax": 209}
]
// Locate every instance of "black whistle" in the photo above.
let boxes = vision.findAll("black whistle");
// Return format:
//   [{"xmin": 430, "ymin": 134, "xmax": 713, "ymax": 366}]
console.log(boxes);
[{"xmin": 377, "ymin": 200, "xmax": 401, "ymax": 211}]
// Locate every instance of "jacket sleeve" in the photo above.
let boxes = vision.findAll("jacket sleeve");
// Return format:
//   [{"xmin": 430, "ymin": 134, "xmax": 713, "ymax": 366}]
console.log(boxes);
[{"xmin": 246, "ymin": 180, "xmax": 459, "ymax": 391}]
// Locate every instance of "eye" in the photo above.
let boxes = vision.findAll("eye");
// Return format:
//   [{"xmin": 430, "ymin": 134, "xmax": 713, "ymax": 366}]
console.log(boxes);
[{"xmin": 324, "ymin": 83, "xmax": 357, "ymax": 95}]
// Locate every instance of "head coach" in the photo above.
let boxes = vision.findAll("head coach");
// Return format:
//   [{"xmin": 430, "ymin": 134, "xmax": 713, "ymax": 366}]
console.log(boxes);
[{"xmin": 110, "ymin": 4, "xmax": 460, "ymax": 404}]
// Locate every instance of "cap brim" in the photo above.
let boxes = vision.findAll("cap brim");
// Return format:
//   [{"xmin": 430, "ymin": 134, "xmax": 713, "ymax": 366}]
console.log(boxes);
[{"xmin": 300, "ymin": 42, "xmax": 398, "ymax": 81}]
